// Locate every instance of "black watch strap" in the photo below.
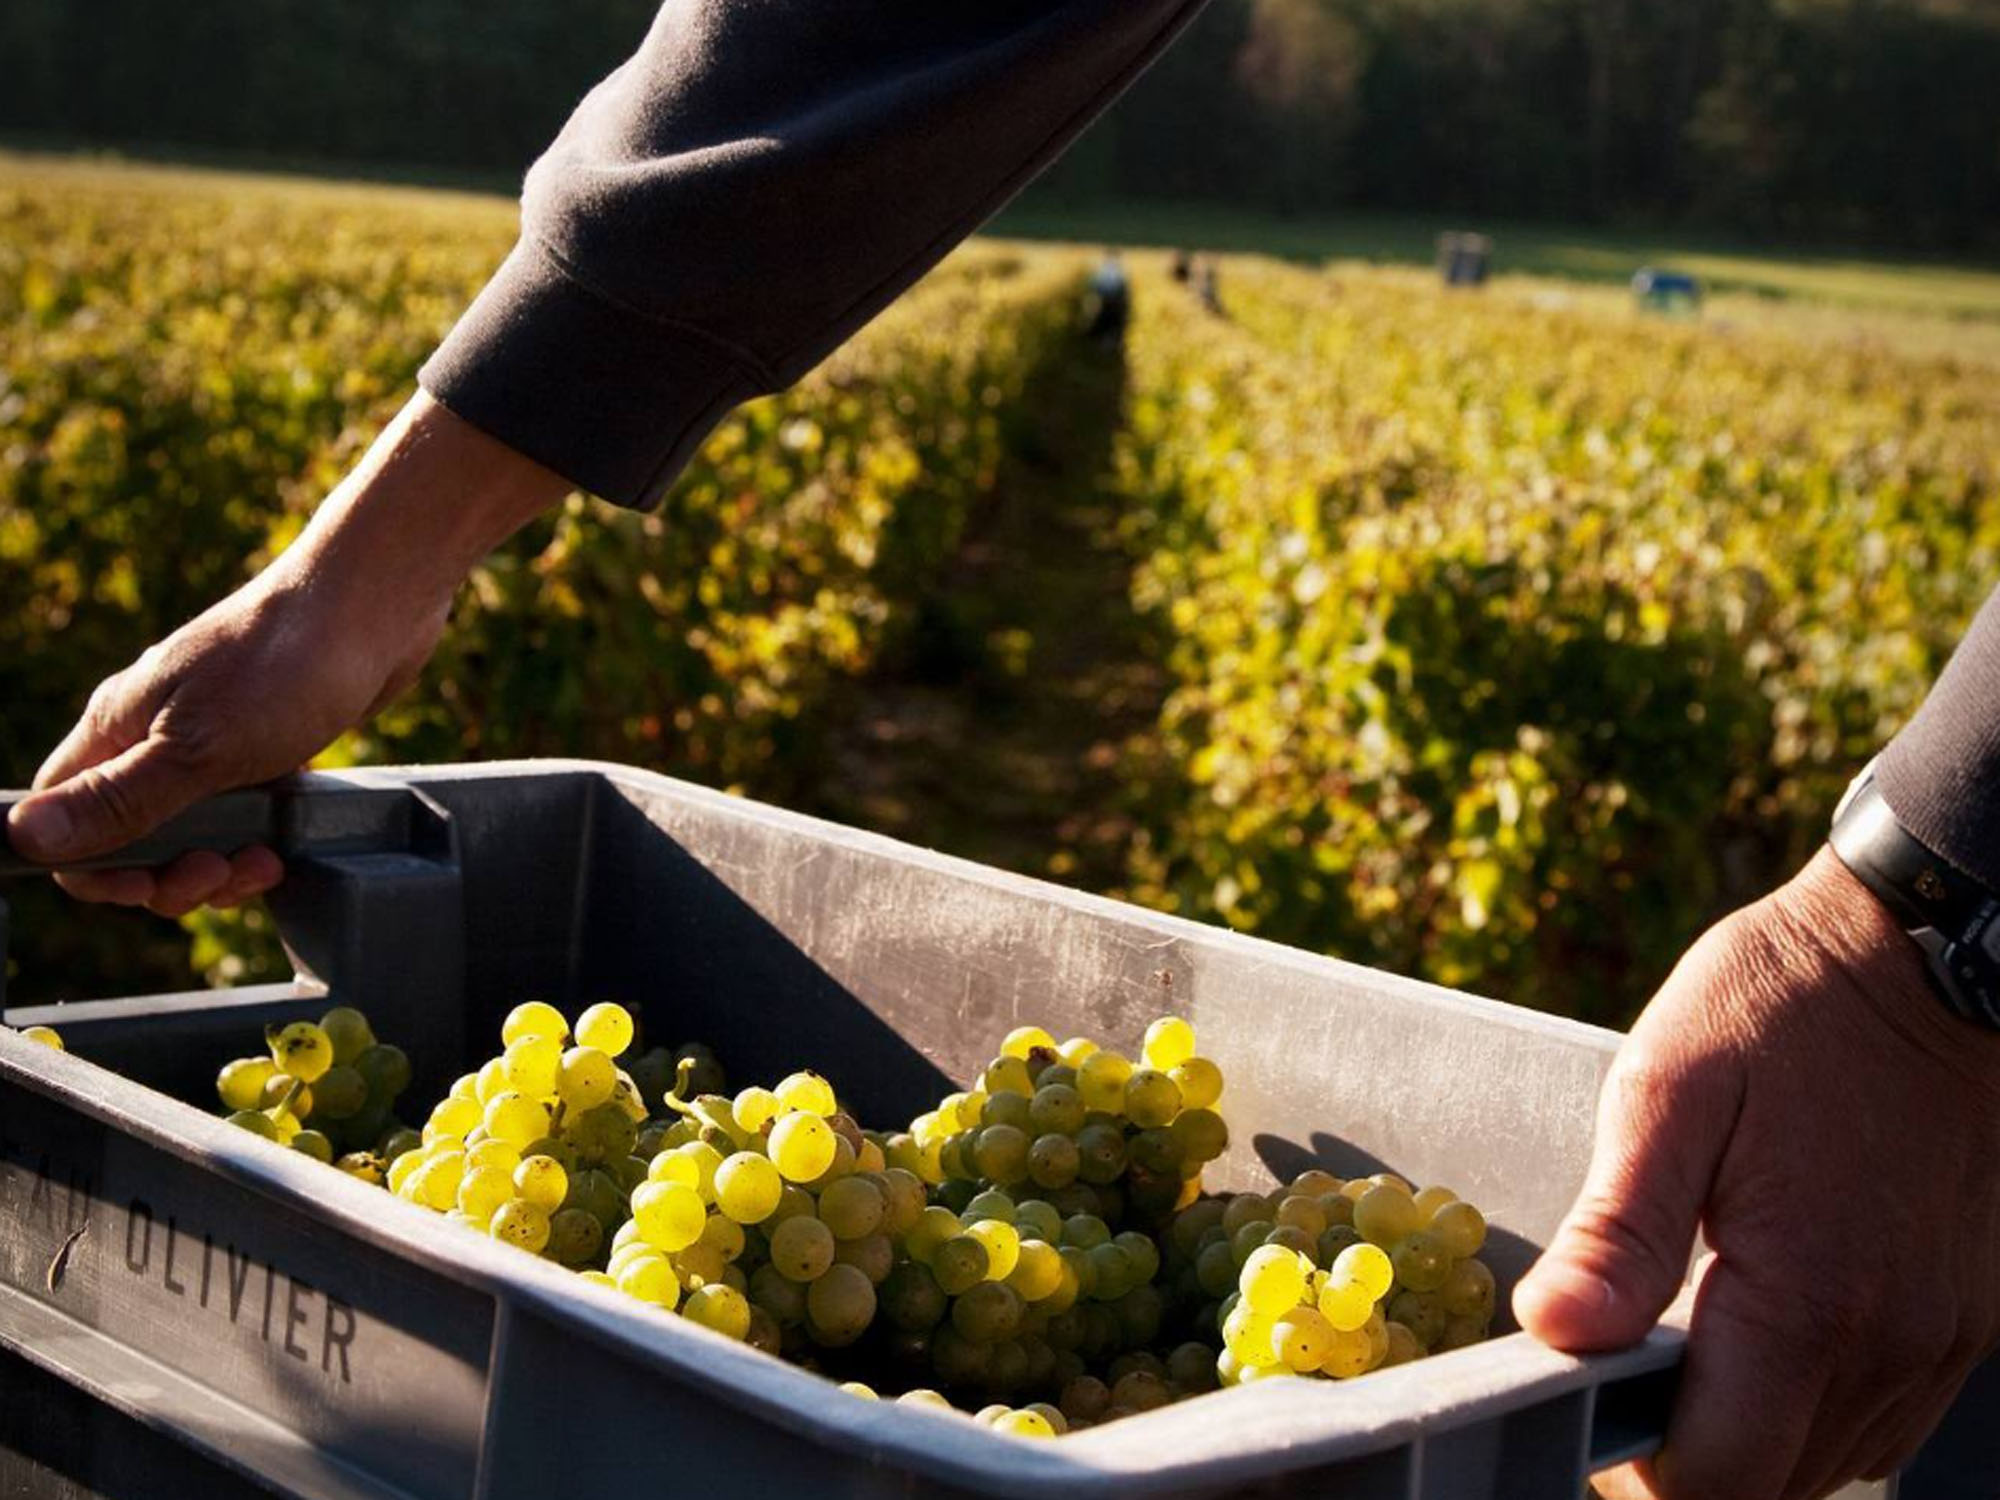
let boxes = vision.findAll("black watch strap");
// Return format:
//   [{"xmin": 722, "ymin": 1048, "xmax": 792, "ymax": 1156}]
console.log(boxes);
[{"xmin": 1830, "ymin": 767, "xmax": 2000, "ymax": 1031}]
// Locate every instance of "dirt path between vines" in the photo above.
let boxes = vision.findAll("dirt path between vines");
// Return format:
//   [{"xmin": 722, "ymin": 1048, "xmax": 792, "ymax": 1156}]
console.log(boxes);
[{"xmin": 798, "ymin": 338, "xmax": 1167, "ymax": 894}]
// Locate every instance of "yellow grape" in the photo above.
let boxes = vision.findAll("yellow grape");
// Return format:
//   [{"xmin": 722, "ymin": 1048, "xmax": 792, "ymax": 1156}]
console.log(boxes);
[
  {"xmin": 574, "ymin": 1003, "xmax": 634, "ymax": 1058},
  {"xmin": 501, "ymin": 1002, "xmax": 568, "ymax": 1047},
  {"xmin": 767, "ymin": 1113, "xmax": 836, "ymax": 1183},
  {"xmin": 1000, "ymin": 1026, "xmax": 1057, "ymax": 1060},
  {"xmin": 1142, "ymin": 1016, "xmax": 1197, "ymax": 1070}
]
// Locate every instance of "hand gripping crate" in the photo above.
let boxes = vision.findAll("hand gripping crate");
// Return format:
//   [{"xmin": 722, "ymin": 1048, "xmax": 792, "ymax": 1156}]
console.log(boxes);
[{"xmin": 0, "ymin": 763, "xmax": 1991, "ymax": 1500}]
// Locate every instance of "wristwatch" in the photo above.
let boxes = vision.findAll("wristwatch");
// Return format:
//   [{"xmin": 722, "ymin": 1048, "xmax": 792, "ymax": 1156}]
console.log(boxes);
[{"xmin": 1829, "ymin": 761, "xmax": 2000, "ymax": 1031}]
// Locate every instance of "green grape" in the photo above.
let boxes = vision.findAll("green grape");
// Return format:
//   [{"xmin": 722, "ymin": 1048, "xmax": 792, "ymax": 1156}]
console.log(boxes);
[
  {"xmin": 1086, "ymin": 1243, "xmax": 1135, "ymax": 1301},
  {"xmin": 972, "ymin": 1124, "xmax": 1030, "ymax": 1186},
  {"xmin": 1141, "ymin": 1016, "xmax": 1197, "ymax": 1071},
  {"xmin": 876, "ymin": 1168, "xmax": 928, "ymax": 1236},
  {"xmin": 1168, "ymin": 1341, "xmax": 1218, "ymax": 1393},
  {"xmin": 310, "ymin": 1065, "xmax": 367, "ymax": 1120},
  {"xmin": 818, "ymin": 1175, "xmax": 885, "ymax": 1240},
  {"xmin": 1430, "ymin": 1201, "xmax": 1488, "ymax": 1259},
  {"xmin": 1061, "ymin": 1214, "xmax": 1110, "ymax": 1250},
  {"xmin": 952, "ymin": 1280, "xmax": 1024, "ymax": 1344},
  {"xmin": 502, "ymin": 1002, "xmax": 569, "ymax": 1047},
  {"xmin": 1196, "ymin": 1240, "xmax": 1239, "ymax": 1298},
  {"xmin": 291, "ymin": 1130, "xmax": 334, "ymax": 1164},
  {"xmin": 1230, "ymin": 1220, "xmax": 1276, "ymax": 1264},
  {"xmin": 632, "ymin": 1181, "xmax": 706, "ymax": 1252},
  {"xmin": 1391, "ymin": 1231, "xmax": 1452, "ymax": 1294},
  {"xmin": 806, "ymin": 1263, "xmax": 876, "ymax": 1346},
  {"xmin": 500, "ymin": 1035, "xmax": 560, "ymax": 1098},
  {"xmin": 897, "ymin": 1389, "xmax": 955, "ymax": 1411},
  {"xmin": 712, "ymin": 1152, "xmax": 785, "ymax": 1226},
  {"xmin": 1169, "ymin": 1056, "xmax": 1224, "ymax": 1111},
  {"xmin": 881, "ymin": 1260, "xmax": 948, "ymax": 1332},
  {"xmin": 965, "ymin": 1188, "xmax": 1016, "ymax": 1223},
  {"xmin": 1273, "ymin": 1194, "xmax": 1328, "ymax": 1238},
  {"xmin": 1413, "ymin": 1185, "xmax": 1459, "ymax": 1221},
  {"xmin": 565, "ymin": 1102, "xmax": 638, "ymax": 1162},
  {"xmin": 1074, "ymin": 1124, "xmax": 1126, "ymax": 1185},
  {"xmin": 617, "ymin": 1253, "xmax": 681, "ymax": 1308},
  {"xmin": 1013, "ymin": 1199, "xmax": 1063, "ymax": 1244},
  {"xmin": 1319, "ymin": 1224, "xmax": 1364, "ymax": 1262},
  {"xmin": 732, "ymin": 1086, "xmax": 781, "ymax": 1134},
  {"xmin": 981, "ymin": 1056, "xmax": 1034, "ymax": 1097},
  {"xmin": 1364, "ymin": 1309, "xmax": 1392, "ymax": 1370},
  {"xmin": 684, "ymin": 1283, "xmax": 753, "ymax": 1341},
  {"xmin": 490, "ymin": 1198, "xmax": 552, "ymax": 1254},
  {"xmin": 771, "ymin": 1070, "xmax": 836, "ymax": 1117},
  {"xmin": 1113, "ymin": 1231, "xmax": 1161, "ymax": 1283},
  {"xmin": 992, "ymin": 1408, "xmax": 1054, "ymax": 1439},
  {"xmin": 609, "ymin": 1154, "xmax": 651, "ymax": 1194},
  {"xmin": 1318, "ymin": 1277, "xmax": 1375, "ymax": 1333},
  {"xmin": 1170, "ymin": 1108, "xmax": 1229, "ymax": 1165},
  {"xmin": 1127, "ymin": 1128, "xmax": 1182, "ymax": 1176},
  {"xmin": 458, "ymin": 1164, "xmax": 516, "ymax": 1222},
  {"xmin": 317, "ymin": 1006, "xmax": 375, "ymax": 1065},
  {"xmin": 750, "ymin": 1262, "xmax": 809, "ymax": 1323},
  {"xmin": 1354, "ymin": 1184, "xmax": 1421, "ymax": 1248},
  {"xmin": 1320, "ymin": 1325, "xmax": 1375, "ymax": 1379},
  {"xmin": 1221, "ymin": 1194, "xmax": 1272, "ymax": 1235},
  {"xmin": 838, "ymin": 1381, "xmax": 879, "ymax": 1401},
  {"xmin": 1123, "ymin": 1069, "xmax": 1182, "ymax": 1128},
  {"xmin": 1388, "ymin": 1290, "xmax": 1447, "ymax": 1349},
  {"xmin": 1265, "ymin": 1225, "xmax": 1317, "ymax": 1258},
  {"xmin": 932, "ymin": 1236, "xmax": 991, "ymax": 1296},
  {"xmin": 1333, "ymin": 1242, "xmax": 1396, "ymax": 1301},
  {"xmin": 1240, "ymin": 1245, "xmax": 1310, "ymax": 1316},
  {"xmin": 806, "ymin": 1132, "xmax": 858, "ymax": 1189},
  {"xmin": 834, "ymin": 1232, "xmax": 894, "ymax": 1284},
  {"xmin": 218, "ymin": 1057, "xmax": 277, "ymax": 1112},
  {"xmin": 1442, "ymin": 1258, "xmax": 1496, "ymax": 1319},
  {"xmin": 267, "ymin": 1022, "xmax": 334, "ymax": 1084},
  {"xmin": 768, "ymin": 1113, "xmax": 836, "ymax": 1182},
  {"xmin": 700, "ymin": 1213, "xmax": 747, "ymax": 1262},
  {"xmin": 1001, "ymin": 1024, "xmax": 1057, "ymax": 1062},
  {"xmin": 1006, "ymin": 1239, "xmax": 1065, "ymax": 1302},
  {"xmin": 556, "ymin": 1048, "xmax": 608, "ymax": 1120},
  {"xmin": 770, "ymin": 1213, "xmax": 837, "ymax": 1281},
  {"xmin": 1075, "ymin": 1051, "xmax": 1132, "ymax": 1113},
  {"xmin": 513, "ymin": 1154, "xmax": 569, "ymax": 1214},
  {"xmin": 263, "ymin": 1074, "xmax": 313, "ymax": 1117},
  {"xmin": 1061, "ymin": 1374, "xmax": 1112, "ymax": 1421},
  {"xmin": 1111, "ymin": 1369, "xmax": 1173, "ymax": 1411},
  {"xmin": 906, "ymin": 1206, "xmax": 963, "ymax": 1266},
  {"xmin": 1028, "ymin": 1084, "xmax": 1086, "ymax": 1136},
  {"xmin": 1270, "ymin": 1307, "xmax": 1335, "ymax": 1372},
  {"xmin": 966, "ymin": 1220, "xmax": 1020, "ymax": 1281},
  {"xmin": 980, "ymin": 1092, "xmax": 1032, "ymax": 1133},
  {"xmin": 547, "ymin": 1207, "xmax": 604, "ymax": 1266},
  {"xmin": 483, "ymin": 1092, "xmax": 551, "ymax": 1149},
  {"xmin": 1383, "ymin": 1320, "xmax": 1424, "ymax": 1367},
  {"xmin": 574, "ymin": 1003, "xmax": 635, "ymax": 1058}
]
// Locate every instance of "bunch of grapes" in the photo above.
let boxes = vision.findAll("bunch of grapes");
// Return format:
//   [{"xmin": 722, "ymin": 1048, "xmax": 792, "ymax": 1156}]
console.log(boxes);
[
  {"xmin": 381, "ymin": 1001, "xmax": 659, "ymax": 1271},
  {"xmin": 1198, "ymin": 1169, "xmax": 1496, "ymax": 1386},
  {"xmin": 215, "ymin": 1007, "xmax": 415, "ymax": 1171}
]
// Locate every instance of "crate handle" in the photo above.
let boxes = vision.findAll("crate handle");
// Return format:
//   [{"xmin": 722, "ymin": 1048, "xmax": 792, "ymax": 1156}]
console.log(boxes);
[{"xmin": 0, "ymin": 777, "xmax": 417, "ymax": 878}]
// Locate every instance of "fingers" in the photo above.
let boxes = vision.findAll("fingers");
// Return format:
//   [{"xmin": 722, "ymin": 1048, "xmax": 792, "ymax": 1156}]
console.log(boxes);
[
  {"xmin": 54, "ymin": 848, "xmax": 283, "ymax": 917},
  {"xmin": 1516, "ymin": 1021, "xmax": 1741, "ymax": 1351},
  {"xmin": 32, "ymin": 658, "xmax": 169, "ymax": 793},
  {"xmin": 1649, "ymin": 1260, "xmax": 1836, "ymax": 1500},
  {"xmin": 9, "ymin": 734, "xmax": 217, "ymax": 866}
]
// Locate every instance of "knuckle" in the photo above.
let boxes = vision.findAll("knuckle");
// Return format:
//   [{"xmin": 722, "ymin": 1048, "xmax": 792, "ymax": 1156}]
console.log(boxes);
[
  {"xmin": 75, "ymin": 767, "xmax": 144, "ymax": 836},
  {"xmin": 1563, "ymin": 1198, "xmax": 1688, "ymax": 1290}
]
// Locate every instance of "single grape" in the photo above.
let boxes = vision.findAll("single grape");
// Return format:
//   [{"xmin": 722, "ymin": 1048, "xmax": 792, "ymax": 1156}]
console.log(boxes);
[
  {"xmin": 906, "ymin": 1205, "xmax": 963, "ymax": 1266},
  {"xmin": 618, "ymin": 1253, "xmax": 682, "ymax": 1308},
  {"xmin": 1006, "ymin": 1239, "xmax": 1065, "ymax": 1302},
  {"xmin": 1383, "ymin": 1320, "xmax": 1424, "ymax": 1367},
  {"xmin": 267, "ymin": 1022, "xmax": 335, "ymax": 1084},
  {"xmin": 770, "ymin": 1213, "xmax": 837, "ymax": 1281},
  {"xmin": 932, "ymin": 1236, "xmax": 991, "ymax": 1296},
  {"xmin": 1319, "ymin": 1326, "xmax": 1375, "ymax": 1379},
  {"xmin": 1442, "ymin": 1257, "xmax": 1497, "ymax": 1320},
  {"xmin": 1142, "ymin": 1016, "xmax": 1197, "ymax": 1071},
  {"xmin": 674, "ymin": 1141, "xmax": 728, "ymax": 1201},
  {"xmin": 980, "ymin": 1056, "xmax": 1034, "ymax": 1098},
  {"xmin": 490, "ymin": 1199, "xmax": 552, "ymax": 1254},
  {"xmin": 732, "ymin": 1086, "xmax": 782, "ymax": 1134},
  {"xmin": 1354, "ymin": 1184, "xmax": 1421, "ymax": 1248},
  {"xmin": 1388, "ymin": 1290, "xmax": 1447, "ymax": 1349},
  {"xmin": 1001, "ymin": 1025, "xmax": 1057, "ymax": 1060},
  {"xmin": 972, "ymin": 1124, "xmax": 1031, "ymax": 1186},
  {"xmin": 701, "ymin": 1213, "xmax": 747, "ymax": 1262},
  {"xmin": 806, "ymin": 1263, "xmax": 876, "ymax": 1346},
  {"xmin": 1229, "ymin": 1220, "xmax": 1276, "ymax": 1266},
  {"xmin": 1333, "ymin": 1242, "xmax": 1396, "ymax": 1301},
  {"xmin": 812, "ymin": 1174, "xmax": 882, "ymax": 1240},
  {"xmin": 1430, "ymin": 1201, "xmax": 1488, "ymax": 1259},
  {"xmin": 1240, "ymin": 1244, "xmax": 1310, "ymax": 1316},
  {"xmin": 502, "ymin": 1001, "xmax": 569, "ymax": 1046},
  {"xmin": 1060, "ymin": 1374, "xmax": 1112, "ymax": 1420},
  {"xmin": 290, "ymin": 1130, "xmax": 334, "ymax": 1164},
  {"xmin": 1319, "ymin": 1225, "xmax": 1364, "ymax": 1263},
  {"xmin": 547, "ymin": 1207, "xmax": 604, "ymax": 1265},
  {"xmin": 1391, "ymin": 1231, "xmax": 1452, "ymax": 1294},
  {"xmin": 1026, "ymin": 1133, "xmax": 1081, "ymax": 1190},
  {"xmin": 458, "ymin": 1164, "xmax": 515, "ymax": 1222},
  {"xmin": 1270, "ymin": 1307, "xmax": 1336, "ymax": 1372},
  {"xmin": 336, "ymin": 1152, "xmax": 387, "ymax": 1185},
  {"xmin": 1196, "ymin": 1241, "xmax": 1239, "ymax": 1298},
  {"xmin": 574, "ymin": 1003, "xmax": 635, "ymax": 1058},
  {"xmin": 684, "ymin": 1283, "xmax": 753, "ymax": 1340},
  {"xmin": 768, "ymin": 1113, "xmax": 837, "ymax": 1183},
  {"xmin": 1076, "ymin": 1051, "xmax": 1133, "ymax": 1113},
  {"xmin": 881, "ymin": 1260, "xmax": 948, "ymax": 1332},
  {"xmin": 993, "ymin": 1408, "xmax": 1055, "ymax": 1439},
  {"xmin": 1169, "ymin": 1056, "xmax": 1224, "ymax": 1111},
  {"xmin": 1013, "ymin": 1198, "xmax": 1063, "ymax": 1244},
  {"xmin": 775, "ymin": 1070, "xmax": 838, "ymax": 1117},
  {"xmin": 835, "ymin": 1232, "xmax": 894, "ymax": 1284},
  {"xmin": 312, "ymin": 1065, "xmax": 368, "ymax": 1120},
  {"xmin": 1275, "ymin": 1194, "xmax": 1328, "ymax": 1239},
  {"xmin": 897, "ymin": 1389, "xmax": 954, "ymax": 1411},
  {"xmin": 1318, "ymin": 1277, "xmax": 1376, "ymax": 1333},
  {"xmin": 632, "ymin": 1181, "xmax": 706, "ymax": 1252},
  {"xmin": 475, "ymin": 1057, "xmax": 510, "ymax": 1105},
  {"xmin": 1168, "ymin": 1340, "xmax": 1218, "ymax": 1393},
  {"xmin": 1074, "ymin": 1123, "xmax": 1126, "ymax": 1185},
  {"xmin": 1028, "ymin": 1084, "xmax": 1086, "ymax": 1136},
  {"xmin": 556, "ymin": 1047, "xmax": 617, "ymax": 1112},
  {"xmin": 952, "ymin": 1280, "xmax": 1025, "ymax": 1343},
  {"xmin": 876, "ymin": 1168, "xmax": 928, "ymax": 1237},
  {"xmin": 1086, "ymin": 1243, "xmax": 1135, "ymax": 1302},
  {"xmin": 966, "ymin": 1219, "xmax": 1021, "ymax": 1281},
  {"xmin": 1220, "ymin": 1194, "xmax": 1272, "ymax": 1235},
  {"xmin": 483, "ymin": 1092, "xmax": 551, "ymax": 1149},
  {"xmin": 218, "ymin": 1057, "xmax": 277, "ymax": 1112},
  {"xmin": 1413, "ymin": 1184, "xmax": 1459, "ymax": 1221},
  {"xmin": 1061, "ymin": 1213, "xmax": 1110, "ymax": 1250},
  {"xmin": 513, "ymin": 1154, "xmax": 569, "ymax": 1214}
]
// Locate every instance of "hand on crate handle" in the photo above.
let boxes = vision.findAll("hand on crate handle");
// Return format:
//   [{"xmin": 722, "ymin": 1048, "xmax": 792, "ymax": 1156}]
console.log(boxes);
[
  {"xmin": 1517, "ymin": 847, "xmax": 2000, "ymax": 1500},
  {"xmin": 5, "ymin": 393, "xmax": 569, "ymax": 915}
]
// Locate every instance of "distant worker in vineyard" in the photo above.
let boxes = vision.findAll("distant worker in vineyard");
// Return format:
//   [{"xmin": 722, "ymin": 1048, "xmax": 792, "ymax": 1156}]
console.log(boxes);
[{"xmin": 7, "ymin": 5, "xmax": 1997, "ymax": 1497}]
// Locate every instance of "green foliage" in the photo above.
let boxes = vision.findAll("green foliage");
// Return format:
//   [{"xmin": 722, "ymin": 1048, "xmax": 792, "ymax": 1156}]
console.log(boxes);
[
  {"xmin": 0, "ymin": 162, "xmax": 1085, "ymax": 995},
  {"xmin": 1113, "ymin": 260, "xmax": 2000, "ymax": 1023}
]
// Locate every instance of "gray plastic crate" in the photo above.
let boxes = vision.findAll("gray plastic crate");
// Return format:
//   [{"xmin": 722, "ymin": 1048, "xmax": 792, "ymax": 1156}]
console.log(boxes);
[{"xmin": 0, "ymin": 762, "xmax": 1990, "ymax": 1500}]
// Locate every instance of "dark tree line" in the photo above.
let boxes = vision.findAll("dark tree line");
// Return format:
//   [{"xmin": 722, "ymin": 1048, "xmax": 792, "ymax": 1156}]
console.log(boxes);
[{"xmin": 3, "ymin": 0, "xmax": 1995, "ymax": 250}]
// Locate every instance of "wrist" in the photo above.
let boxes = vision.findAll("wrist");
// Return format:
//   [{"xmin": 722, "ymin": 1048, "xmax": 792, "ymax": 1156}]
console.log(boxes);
[{"xmin": 272, "ymin": 391, "xmax": 572, "ymax": 626}]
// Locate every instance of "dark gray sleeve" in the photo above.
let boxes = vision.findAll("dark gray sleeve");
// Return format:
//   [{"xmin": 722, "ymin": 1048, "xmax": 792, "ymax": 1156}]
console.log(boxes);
[
  {"xmin": 418, "ymin": 0, "xmax": 1207, "ymax": 508},
  {"xmin": 1878, "ymin": 588, "xmax": 2000, "ymax": 890}
]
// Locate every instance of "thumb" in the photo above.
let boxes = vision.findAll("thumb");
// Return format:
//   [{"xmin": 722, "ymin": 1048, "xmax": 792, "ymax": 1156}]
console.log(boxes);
[
  {"xmin": 1516, "ymin": 1024, "xmax": 1740, "ymax": 1352},
  {"xmin": 7, "ymin": 735, "xmax": 214, "ymax": 865}
]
